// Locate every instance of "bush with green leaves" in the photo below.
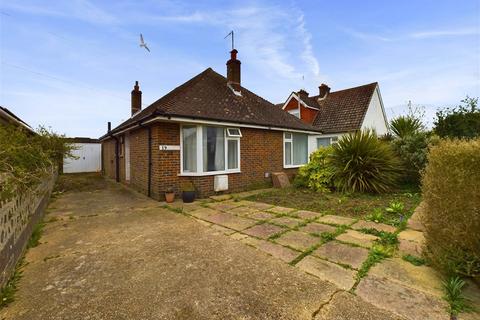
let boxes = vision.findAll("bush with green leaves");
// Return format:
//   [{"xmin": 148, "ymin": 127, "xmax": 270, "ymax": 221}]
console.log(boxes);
[
  {"xmin": 422, "ymin": 138, "xmax": 480, "ymax": 278},
  {"xmin": 434, "ymin": 96, "xmax": 480, "ymax": 139},
  {"xmin": 390, "ymin": 114, "xmax": 424, "ymax": 139},
  {"xmin": 293, "ymin": 146, "xmax": 334, "ymax": 192},
  {"xmin": 330, "ymin": 130, "xmax": 402, "ymax": 193},
  {"xmin": 0, "ymin": 125, "xmax": 74, "ymax": 200}
]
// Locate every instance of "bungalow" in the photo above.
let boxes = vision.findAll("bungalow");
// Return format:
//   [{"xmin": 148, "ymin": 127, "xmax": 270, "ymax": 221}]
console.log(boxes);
[
  {"xmin": 100, "ymin": 50, "xmax": 322, "ymax": 200},
  {"xmin": 279, "ymin": 82, "xmax": 389, "ymax": 148},
  {"xmin": 100, "ymin": 50, "xmax": 389, "ymax": 200}
]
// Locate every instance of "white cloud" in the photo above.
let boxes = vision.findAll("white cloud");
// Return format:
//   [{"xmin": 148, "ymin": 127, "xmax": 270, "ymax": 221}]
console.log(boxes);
[{"xmin": 410, "ymin": 28, "xmax": 479, "ymax": 39}]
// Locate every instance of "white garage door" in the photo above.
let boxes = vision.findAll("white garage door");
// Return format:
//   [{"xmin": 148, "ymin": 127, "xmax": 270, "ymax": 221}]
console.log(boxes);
[{"xmin": 63, "ymin": 143, "xmax": 101, "ymax": 173}]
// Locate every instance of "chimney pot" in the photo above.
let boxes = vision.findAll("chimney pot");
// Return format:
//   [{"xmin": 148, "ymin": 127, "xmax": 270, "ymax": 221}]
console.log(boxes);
[
  {"xmin": 297, "ymin": 89, "xmax": 309, "ymax": 100},
  {"xmin": 319, "ymin": 84, "xmax": 330, "ymax": 98},
  {"xmin": 131, "ymin": 81, "xmax": 142, "ymax": 116},
  {"xmin": 226, "ymin": 49, "xmax": 241, "ymax": 88}
]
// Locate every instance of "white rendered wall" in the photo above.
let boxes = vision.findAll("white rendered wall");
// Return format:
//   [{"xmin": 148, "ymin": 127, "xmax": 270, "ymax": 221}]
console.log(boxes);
[{"xmin": 361, "ymin": 87, "xmax": 389, "ymax": 136}]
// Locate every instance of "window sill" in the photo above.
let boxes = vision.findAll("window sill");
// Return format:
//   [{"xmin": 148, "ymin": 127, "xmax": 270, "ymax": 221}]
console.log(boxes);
[
  {"xmin": 178, "ymin": 170, "xmax": 241, "ymax": 177},
  {"xmin": 283, "ymin": 164, "xmax": 305, "ymax": 169}
]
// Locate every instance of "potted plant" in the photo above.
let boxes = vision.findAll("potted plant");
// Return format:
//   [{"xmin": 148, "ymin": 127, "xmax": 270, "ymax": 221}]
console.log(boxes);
[
  {"xmin": 164, "ymin": 187, "xmax": 175, "ymax": 203},
  {"xmin": 181, "ymin": 181, "xmax": 196, "ymax": 203}
]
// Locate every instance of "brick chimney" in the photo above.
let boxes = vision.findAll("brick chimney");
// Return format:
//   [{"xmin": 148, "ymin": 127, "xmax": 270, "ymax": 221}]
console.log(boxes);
[
  {"xmin": 319, "ymin": 84, "xmax": 330, "ymax": 99},
  {"xmin": 226, "ymin": 49, "xmax": 241, "ymax": 88},
  {"xmin": 297, "ymin": 89, "xmax": 309, "ymax": 100},
  {"xmin": 131, "ymin": 81, "xmax": 142, "ymax": 116}
]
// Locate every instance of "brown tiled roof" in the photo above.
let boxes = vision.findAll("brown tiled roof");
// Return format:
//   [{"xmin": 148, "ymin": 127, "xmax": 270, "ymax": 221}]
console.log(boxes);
[
  {"xmin": 296, "ymin": 82, "xmax": 378, "ymax": 133},
  {"xmin": 104, "ymin": 68, "xmax": 321, "ymax": 138}
]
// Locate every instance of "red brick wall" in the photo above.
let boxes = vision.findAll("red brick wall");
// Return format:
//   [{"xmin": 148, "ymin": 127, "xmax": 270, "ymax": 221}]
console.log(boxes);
[
  {"xmin": 102, "ymin": 121, "xmax": 298, "ymax": 200},
  {"xmin": 284, "ymin": 97, "xmax": 318, "ymax": 124}
]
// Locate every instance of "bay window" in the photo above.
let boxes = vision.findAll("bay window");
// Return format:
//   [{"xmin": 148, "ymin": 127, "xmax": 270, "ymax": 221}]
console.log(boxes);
[
  {"xmin": 181, "ymin": 125, "xmax": 241, "ymax": 175},
  {"xmin": 284, "ymin": 132, "xmax": 308, "ymax": 167}
]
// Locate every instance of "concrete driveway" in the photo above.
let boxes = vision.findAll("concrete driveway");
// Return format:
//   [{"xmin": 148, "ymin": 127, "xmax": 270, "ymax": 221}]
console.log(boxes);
[{"xmin": 1, "ymin": 174, "xmax": 402, "ymax": 320}]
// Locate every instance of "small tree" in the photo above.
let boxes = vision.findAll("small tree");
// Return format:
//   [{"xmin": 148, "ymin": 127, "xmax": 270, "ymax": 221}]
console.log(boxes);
[{"xmin": 434, "ymin": 97, "xmax": 480, "ymax": 139}]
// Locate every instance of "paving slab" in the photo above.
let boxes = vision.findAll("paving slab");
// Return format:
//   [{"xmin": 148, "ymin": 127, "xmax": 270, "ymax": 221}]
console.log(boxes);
[
  {"xmin": 211, "ymin": 224, "xmax": 236, "ymax": 235},
  {"xmin": 181, "ymin": 202, "xmax": 205, "ymax": 213},
  {"xmin": 351, "ymin": 220, "xmax": 396, "ymax": 233},
  {"xmin": 207, "ymin": 201, "xmax": 242, "ymax": 212},
  {"xmin": 314, "ymin": 241, "xmax": 369, "ymax": 269},
  {"xmin": 314, "ymin": 291, "xmax": 407, "ymax": 320},
  {"xmin": 369, "ymin": 257, "xmax": 444, "ymax": 297},
  {"xmin": 275, "ymin": 231, "xmax": 321, "ymax": 251},
  {"xmin": 203, "ymin": 212, "xmax": 257, "ymax": 231},
  {"xmin": 398, "ymin": 229, "xmax": 425, "ymax": 256},
  {"xmin": 336, "ymin": 230, "xmax": 379, "ymax": 248},
  {"xmin": 255, "ymin": 240, "xmax": 300, "ymax": 263},
  {"xmin": 209, "ymin": 194, "xmax": 232, "ymax": 201},
  {"xmin": 268, "ymin": 206, "xmax": 297, "ymax": 215},
  {"xmin": 248, "ymin": 211, "xmax": 276, "ymax": 221},
  {"xmin": 407, "ymin": 202, "xmax": 425, "ymax": 231},
  {"xmin": 295, "ymin": 210, "xmax": 322, "ymax": 220},
  {"xmin": 246, "ymin": 202, "xmax": 274, "ymax": 211},
  {"xmin": 243, "ymin": 223, "xmax": 285, "ymax": 239},
  {"xmin": 299, "ymin": 222, "xmax": 336, "ymax": 235},
  {"xmin": 228, "ymin": 206, "xmax": 259, "ymax": 217},
  {"xmin": 269, "ymin": 216, "xmax": 304, "ymax": 228},
  {"xmin": 356, "ymin": 275, "xmax": 449, "ymax": 320},
  {"xmin": 296, "ymin": 256, "xmax": 356, "ymax": 290},
  {"xmin": 189, "ymin": 207, "xmax": 219, "ymax": 219},
  {"xmin": 229, "ymin": 233, "xmax": 249, "ymax": 241},
  {"xmin": 317, "ymin": 214, "xmax": 356, "ymax": 226}
]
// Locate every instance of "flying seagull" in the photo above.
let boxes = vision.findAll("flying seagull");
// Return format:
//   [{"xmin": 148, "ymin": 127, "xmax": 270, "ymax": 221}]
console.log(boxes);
[{"xmin": 139, "ymin": 34, "xmax": 150, "ymax": 52}]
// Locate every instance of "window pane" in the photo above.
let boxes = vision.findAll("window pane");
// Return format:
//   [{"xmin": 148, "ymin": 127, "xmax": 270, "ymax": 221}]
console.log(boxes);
[
  {"xmin": 203, "ymin": 127, "xmax": 225, "ymax": 172},
  {"xmin": 293, "ymin": 133, "xmax": 308, "ymax": 165},
  {"xmin": 317, "ymin": 138, "xmax": 331, "ymax": 148},
  {"xmin": 227, "ymin": 139, "xmax": 239, "ymax": 169},
  {"xmin": 227, "ymin": 128, "xmax": 241, "ymax": 137},
  {"xmin": 182, "ymin": 126, "xmax": 197, "ymax": 172},
  {"xmin": 284, "ymin": 132, "xmax": 292, "ymax": 140},
  {"xmin": 285, "ymin": 141, "xmax": 292, "ymax": 165}
]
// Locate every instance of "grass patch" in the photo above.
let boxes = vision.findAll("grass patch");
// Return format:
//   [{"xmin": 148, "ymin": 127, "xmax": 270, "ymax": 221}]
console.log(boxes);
[
  {"xmin": 360, "ymin": 228, "xmax": 398, "ymax": 247},
  {"xmin": 245, "ymin": 186, "xmax": 420, "ymax": 223},
  {"xmin": 27, "ymin": 221, "xmax": 46, "ymax": 248},
  {"xmin": 402, "ymin": 254, "xmax": 426, "ymax": 266},
  {"xmin": 443, "ymin": 276, "xmax": 473, "ymax": 317},
  {"xmin": 0, "ymin": 258, "xmax": 25, "ymax": 309}
]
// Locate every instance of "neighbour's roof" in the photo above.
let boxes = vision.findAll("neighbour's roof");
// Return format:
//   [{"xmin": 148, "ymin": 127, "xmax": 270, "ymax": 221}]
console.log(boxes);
[
  {"xmin": 65, "ymin": 137, "xmax": 99, "ymax": 143},
  {"xmin": 0, "ymin": 106, "xmax": 34, "ymax": 132},
  {"xmin": 294, "ymin": 82, "xmax": 378, "ymax": 133},
  {"xmin": 103, "ymin": 68, "xmax": 321, "ymax": 138}
]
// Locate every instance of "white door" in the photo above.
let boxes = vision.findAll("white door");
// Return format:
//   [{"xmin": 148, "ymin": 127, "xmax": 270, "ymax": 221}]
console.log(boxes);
[
  {"xmin": 63, "ymin": 143, "xmax": 101, "ymax": 173},
  {"xmin": 125, "ymin": 133, "xmax": 131, "ymax": 181}
]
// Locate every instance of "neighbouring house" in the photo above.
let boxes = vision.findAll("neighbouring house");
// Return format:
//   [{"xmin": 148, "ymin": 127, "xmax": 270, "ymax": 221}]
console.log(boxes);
[
  {"xmin": 100, "ymin": 49, "xmax": 323, "ymax": 200},
  {"xmin": 63, "ymin": 137, "xmax": 101, "ymax": 173},
  {"xmin": 279, "ymin": 82, "xmax": 389, "ymax": 148},
  {"xmin": 0, "ymin": 106, "xmax": 34, "ymax": 133}
]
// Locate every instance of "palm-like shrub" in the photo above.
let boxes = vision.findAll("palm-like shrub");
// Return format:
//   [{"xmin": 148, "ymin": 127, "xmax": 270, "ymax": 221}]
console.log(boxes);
[
  {"xmin": 390, "ymin": 115, "xmax": 424, "ymax": 138},
  {"xmin": 294, "ymin": 146, "xmax": 334, "ymax": 192},
  {"xmin": 330, "ymin": 130, "xmax": 401, "ymax": 193}
]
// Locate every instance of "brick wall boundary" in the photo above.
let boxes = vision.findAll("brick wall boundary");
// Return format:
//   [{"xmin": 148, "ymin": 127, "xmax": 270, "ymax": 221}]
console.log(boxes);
[{"xmin": 0, "ymin": 170, "xmax": 57, "ymax": 289}]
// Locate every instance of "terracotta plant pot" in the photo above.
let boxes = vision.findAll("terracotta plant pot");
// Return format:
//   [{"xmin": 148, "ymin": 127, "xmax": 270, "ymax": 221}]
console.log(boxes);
[{"xmin": 165, "ymin": 192, "xmax": 175, "ymax": 203}]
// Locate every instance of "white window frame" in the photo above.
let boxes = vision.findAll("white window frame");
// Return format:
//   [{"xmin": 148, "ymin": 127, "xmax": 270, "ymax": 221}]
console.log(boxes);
[
  {"xmin": 180, "ymin": 125, "xmax": 241, "ymax": 176},
  {"xmin": 226, "ymin": 127, "xmax": 242, "ymax": 137},
  {"xmin": 283, "ymin": 132, "xmax": 308, "ymax": 168},
  {"xmin": 288, "ymin": 108, "xmax": 300, "ymax": 119}
]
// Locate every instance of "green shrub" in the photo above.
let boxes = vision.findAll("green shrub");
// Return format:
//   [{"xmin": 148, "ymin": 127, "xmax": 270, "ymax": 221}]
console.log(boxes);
[
  {"xmin": 293, "ymin": 146, "xmax": 334, "ymax": 192},
  {"xmin": 434, "ymin": 97, "xmax": 480, "ymax": 139},
  {"xmin": 0, "ymin": 125, "xmax": 74, "ymax": 200},
  {"xmin": 390, "ymin": 115, "xmax": 424, "ymax": 139},
  {"xmin": 421, "ymin": 138, "xmax": 480, "ymax": 278},
  {"xmin": 330, "ymin": 130, "xmax": 402, "ymax": 193},
  {"xmin": 391, "ymin": 133, "xmax": 439, "ymax": 184}
]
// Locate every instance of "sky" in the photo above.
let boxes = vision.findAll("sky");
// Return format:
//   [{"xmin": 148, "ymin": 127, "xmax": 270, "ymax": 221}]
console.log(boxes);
[{"xmin": 1, "ymin": 0, "xmax": 479, "ymax": 137}]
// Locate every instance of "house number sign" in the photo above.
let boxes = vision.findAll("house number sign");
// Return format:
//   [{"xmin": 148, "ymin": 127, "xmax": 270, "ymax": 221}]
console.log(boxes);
[{"xmin": 159, "ymin": 145, "xmax": 180, "ymax": 151}]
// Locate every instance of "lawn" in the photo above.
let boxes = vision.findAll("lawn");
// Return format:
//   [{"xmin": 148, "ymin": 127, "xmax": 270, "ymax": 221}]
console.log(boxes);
[{"xmin": 245, "ymin": 186, "xmax": 421, "ymax": 226}]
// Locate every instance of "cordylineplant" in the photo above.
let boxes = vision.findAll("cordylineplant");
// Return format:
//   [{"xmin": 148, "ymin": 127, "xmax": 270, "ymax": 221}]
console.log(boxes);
[{"xmin": 330, "ymin": 130, "xmax": 402, "ymax": 193}]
